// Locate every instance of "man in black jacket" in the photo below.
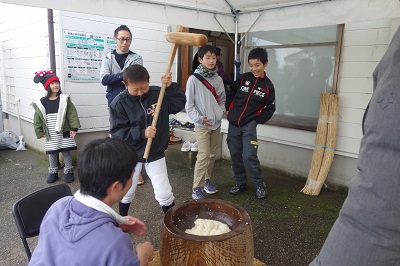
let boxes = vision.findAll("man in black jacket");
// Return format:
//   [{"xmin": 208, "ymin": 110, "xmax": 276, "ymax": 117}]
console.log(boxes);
[
  {"xmin": 109, "ymin": 64, "xmax": 186, "ymax": 215},
  {"xmin": 225, "ymin": 48, "xmax": 276, "ymax": 199}
]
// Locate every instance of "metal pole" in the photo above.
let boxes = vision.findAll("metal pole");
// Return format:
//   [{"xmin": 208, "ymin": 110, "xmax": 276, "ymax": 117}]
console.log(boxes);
[{"xmin": 234, "ymin": 15, "xmax": 241, "ymax": 79}]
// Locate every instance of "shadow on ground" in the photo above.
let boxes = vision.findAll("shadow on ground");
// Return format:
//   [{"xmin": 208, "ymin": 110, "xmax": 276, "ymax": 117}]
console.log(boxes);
[{"xmin": 0, "ymin": 147, "xmax": 347, "ymax": 266}]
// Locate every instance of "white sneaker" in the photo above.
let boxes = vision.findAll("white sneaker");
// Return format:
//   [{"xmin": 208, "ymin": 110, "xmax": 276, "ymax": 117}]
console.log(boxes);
[
  {"xmin": 181, "ymin": 140, "xmax": 191, "ymax": 152},
  {"xmin": 190, "ymin": 142, "xmax": 198, "ymax": 152}
]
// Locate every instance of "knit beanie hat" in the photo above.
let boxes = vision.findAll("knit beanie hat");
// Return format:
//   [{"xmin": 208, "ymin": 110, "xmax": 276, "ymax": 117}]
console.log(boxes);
[{"xmin": 33, "ymin": 70, "xmax": 60, "ymax": 90}]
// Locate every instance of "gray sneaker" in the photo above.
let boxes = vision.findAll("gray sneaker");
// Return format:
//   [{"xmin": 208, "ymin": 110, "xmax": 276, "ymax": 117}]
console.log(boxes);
[
  {"xmin": 256, "ymin": 185, "xmax": 267, "ymax": 199},
  {"xmin": 229, "ymin": 183, "xmax": 247, "ymax": 195},
  {"xmin": 192, "ymin": 188, "xmax": 205, "ymax": 200}
]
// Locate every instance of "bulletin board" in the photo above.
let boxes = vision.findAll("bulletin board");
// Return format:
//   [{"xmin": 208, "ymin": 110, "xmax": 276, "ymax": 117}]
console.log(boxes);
[{"xmin": 63, "ymin": 30, "xmax": 116, "ymax": 82}]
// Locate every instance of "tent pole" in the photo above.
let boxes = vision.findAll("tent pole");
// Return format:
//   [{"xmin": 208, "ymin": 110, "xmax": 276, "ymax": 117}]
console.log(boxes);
[
  {"xmin": 240, "ymin": 12, "xmax": 263, "ymax": 43},
  {"xmin": 234, "ymin": 15, "xmax": 240, "ymax": 79},
  {"xmin": 213, "ymin": 15, "xmax": 235, "ymax": 44}
]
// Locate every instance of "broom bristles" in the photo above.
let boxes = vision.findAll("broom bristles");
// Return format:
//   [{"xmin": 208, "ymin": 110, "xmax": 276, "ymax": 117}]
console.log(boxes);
[
  {"xmin": 301, "ymin": 93, "xmax": 330, "ymax": 195},
  {"xmin": 313, "ymin": 94, "xmax": 339, "ymax": 195}
]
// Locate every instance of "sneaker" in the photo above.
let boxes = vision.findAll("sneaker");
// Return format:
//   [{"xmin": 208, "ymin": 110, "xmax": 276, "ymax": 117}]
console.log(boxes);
[
  {"xmin": 182, "ymin": 122, "xmax": 195, "ymax": 130},
  {"xmin": 192, "ymin": 188, "xmax": 205, "ymax": 200},
  {"xmin": 64, "ymin": 173, "xmax": 74, "ymax": 183},
  {"xmin": 204, "ymin": 179, "xmax": 218, "ymax": 194},
  {"xmin": 181, "ymin": 140, "xmax": 191, "ymax": 152},
  {"xmin": 169, "ymin": 118, "xmax": 182, "ymax": 126},
  {"xmin": 229, "ymin": 183, "xmax": 247, "ymax": 195},
  {"xmin": 137, "ymin": 173, "xmax": 144, "ymax": 185},
  {"xmin": 256, "ymin": 184, "xmax": 267, "ymax": 199},
  {"xmin": 190, "ymin": 142, "xmax": 198, "ymax": 152},
  {"xmin": 47, "ymin": 173, "xmax": 59, "ymax": 184}
]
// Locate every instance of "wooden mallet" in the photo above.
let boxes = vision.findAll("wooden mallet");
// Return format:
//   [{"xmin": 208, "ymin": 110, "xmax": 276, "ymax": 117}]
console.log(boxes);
[{"xmin": 143, "ymin": 26, "xmax": 207, "ymax": 159}]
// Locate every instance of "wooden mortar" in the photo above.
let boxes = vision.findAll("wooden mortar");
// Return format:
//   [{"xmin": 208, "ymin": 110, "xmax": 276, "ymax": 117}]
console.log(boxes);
[{"xmin": 160, "ymin": 199, "xmax": 254, "ymax": 266}]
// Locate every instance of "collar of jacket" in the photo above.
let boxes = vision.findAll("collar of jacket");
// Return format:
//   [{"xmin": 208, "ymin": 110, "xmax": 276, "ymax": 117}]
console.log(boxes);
[
  {"xmin": 55, "ymin": 94, "xmax": 70, "ymax": 133},
  {"xmin": 111, "ymin": 50, "xmax": 133, "ymax": 56},
  {"xmin": 33, "ymin": 94, "xmax": 70, "ymax": 132},
  {"xmin": 249, "ymin": 71, "xmax": 268, "ymax": 80}
]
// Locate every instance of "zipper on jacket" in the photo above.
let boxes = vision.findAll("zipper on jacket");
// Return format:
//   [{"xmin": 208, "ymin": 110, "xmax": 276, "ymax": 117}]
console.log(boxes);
[
  {"xmin": 238, "ymin": 77, "xmax": 258, "ymax": 126},
  {"xmin": 139, "ymin": 96, "xmax": 148, "ymax": 128},
  {"xmin": 256, "ymin": 87, "xmax": 270, "ymax": 116}
]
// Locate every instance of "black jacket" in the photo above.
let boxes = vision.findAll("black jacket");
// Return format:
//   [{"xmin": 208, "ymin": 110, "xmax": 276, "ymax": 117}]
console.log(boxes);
[
  {"xmin": 225, "ymin": 72, "xmax": 275, "ymax": 127},
  {"xmin": 109, "ymin": 83, "xmax": 186, "ymax": 162}
]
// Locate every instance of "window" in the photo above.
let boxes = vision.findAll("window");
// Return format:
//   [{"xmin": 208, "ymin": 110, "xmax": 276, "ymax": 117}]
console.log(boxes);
[{"xmin": 244, "ymin": 25, "xmax": 342, "ymax": 131}]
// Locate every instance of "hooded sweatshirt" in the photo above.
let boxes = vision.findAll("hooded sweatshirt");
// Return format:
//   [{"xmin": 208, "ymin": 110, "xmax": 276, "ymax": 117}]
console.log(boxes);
[
  {"xmin": 185, "ymin": 69, "xmax": 226, "ymax": 130},
  {"xmin": 28, "ymin": 197, "xmax": 139, "ymax": 266}
]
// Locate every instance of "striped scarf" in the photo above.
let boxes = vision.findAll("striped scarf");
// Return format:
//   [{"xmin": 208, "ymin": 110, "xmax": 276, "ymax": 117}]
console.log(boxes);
[{"xmin": 196, "ymin": 64, "xmax": 218, "ymax": 78}]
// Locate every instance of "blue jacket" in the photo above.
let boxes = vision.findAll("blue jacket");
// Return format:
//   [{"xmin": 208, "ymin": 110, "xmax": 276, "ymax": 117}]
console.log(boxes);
[{"xmin": 29, "ymin": 196, "xmax": 140, "ymax": 266}]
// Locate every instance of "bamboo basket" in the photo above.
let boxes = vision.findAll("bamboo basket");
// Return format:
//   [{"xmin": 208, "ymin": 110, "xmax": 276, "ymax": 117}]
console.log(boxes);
[
  {"xmin": 312, "ymin": 94, "xmax": 339, "ymax": 195},
  {"xmin": 301, "ymin": 93, "xmax": 330, "ymax": 195}
]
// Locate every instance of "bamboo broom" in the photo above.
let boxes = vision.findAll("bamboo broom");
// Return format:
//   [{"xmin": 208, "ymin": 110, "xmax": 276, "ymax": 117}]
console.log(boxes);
[
  {"xmin": 312, "ymin": 94, "xmax": 339, "ymax": 195},
  {"xmin": 301, "ymin": 93, "xmax": 330, "ymax": 195}
]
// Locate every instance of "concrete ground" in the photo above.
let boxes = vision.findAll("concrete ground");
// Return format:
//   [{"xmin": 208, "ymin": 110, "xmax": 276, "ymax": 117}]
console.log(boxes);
[{"xmin": 0, "ymin": 145, "xmax": 347, "ymax": 266}]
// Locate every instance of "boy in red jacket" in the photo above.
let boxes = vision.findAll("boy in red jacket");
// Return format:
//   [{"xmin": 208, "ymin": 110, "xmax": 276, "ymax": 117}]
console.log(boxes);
[{"xmin": 225, "ymin": 48, "xmax": 276, "ymax": 199}]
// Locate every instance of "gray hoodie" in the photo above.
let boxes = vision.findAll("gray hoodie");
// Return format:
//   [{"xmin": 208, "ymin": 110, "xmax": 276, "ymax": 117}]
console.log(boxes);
[{"xmin": 185, "ymin": 69, "xmax": 226, "ymax": 130}]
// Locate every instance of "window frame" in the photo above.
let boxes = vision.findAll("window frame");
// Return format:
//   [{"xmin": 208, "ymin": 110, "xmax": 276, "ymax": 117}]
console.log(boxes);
[{"xmin": 242, "ymin": 24, "xmax": 344, "ymax": 132}]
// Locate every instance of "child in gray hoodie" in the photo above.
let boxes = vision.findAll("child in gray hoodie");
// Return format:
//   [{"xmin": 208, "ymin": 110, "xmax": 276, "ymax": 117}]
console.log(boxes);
[{"xmin": 185, "ymin": 45, "xmax": 226, "ymax": 200}]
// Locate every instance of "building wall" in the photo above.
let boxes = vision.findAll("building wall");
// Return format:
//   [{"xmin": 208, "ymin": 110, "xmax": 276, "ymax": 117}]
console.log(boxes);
[
  {"xmin": 0, "ymin": 4, "xmax": 53, "ymax": 137},
  {"xmin": 0, "ymin": 3, "xmax": 175, "ymax": 148},
  {"xmin": 337, "ymin": 19, "xmax": 398, "ymax": 157},
  {"xmin": 59, "ymin": 11, "xmax": 174, "ymax": 132}
]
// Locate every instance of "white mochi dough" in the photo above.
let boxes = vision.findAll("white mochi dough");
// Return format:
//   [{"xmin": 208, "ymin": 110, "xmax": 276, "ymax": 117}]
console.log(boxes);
[{"xmin": 185, "ymin": 218, "xmax": 231, "ymax": 236}]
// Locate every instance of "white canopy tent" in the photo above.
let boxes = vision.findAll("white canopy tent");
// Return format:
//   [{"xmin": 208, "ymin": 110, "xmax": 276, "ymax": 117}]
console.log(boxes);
[
  {"xmin": 1, "ymin": 0, "xmax": 399, "ymax": 32},
  {"xmin": 1, "ymin": 0, "xmax": 399, "ymax": 76}
]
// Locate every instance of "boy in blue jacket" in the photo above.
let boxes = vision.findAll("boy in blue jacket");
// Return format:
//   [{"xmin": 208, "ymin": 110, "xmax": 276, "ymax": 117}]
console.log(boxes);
[
  {"xmin": 109, "ymin": 64, "xmax": 186, "ymax": 215},
  {"xmin": 225, "ymin": 48, "xmax": 276, "ymax": 199}
]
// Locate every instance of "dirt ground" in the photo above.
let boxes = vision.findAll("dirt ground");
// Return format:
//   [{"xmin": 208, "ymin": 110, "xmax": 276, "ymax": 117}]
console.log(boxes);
[{"xmin": 0, "ymin": 147, "xmax": 348, "ymax": 266}]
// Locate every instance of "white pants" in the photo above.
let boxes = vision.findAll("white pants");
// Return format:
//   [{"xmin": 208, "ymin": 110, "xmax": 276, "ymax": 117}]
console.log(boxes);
[{"xmin": 121, "ymin": 157, "xmax": 175, "ymax": 207}]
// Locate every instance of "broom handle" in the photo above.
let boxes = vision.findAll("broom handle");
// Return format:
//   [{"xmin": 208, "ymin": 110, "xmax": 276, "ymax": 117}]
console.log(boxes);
[{"xmin": 143, "ymin": 25, "xmax": 183, "ymax": 160}]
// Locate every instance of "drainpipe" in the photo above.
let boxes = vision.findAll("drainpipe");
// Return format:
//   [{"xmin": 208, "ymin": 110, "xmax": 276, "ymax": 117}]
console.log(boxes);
[{"xmin": 47, "ymin": 9, "xmax": 56, "ymax": 73}]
